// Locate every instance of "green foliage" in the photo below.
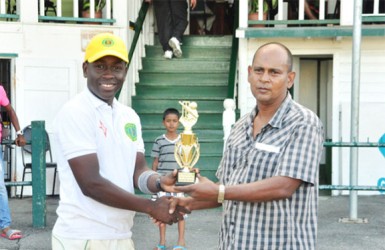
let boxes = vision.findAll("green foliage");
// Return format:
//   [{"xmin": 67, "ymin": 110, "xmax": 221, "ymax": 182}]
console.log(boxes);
[
  {"xmin": 249, "ymin": 0, "xmax": 278, "ymax": 14},
  {"xmin": 82, "ymin": 0, "xmax": 106, "ymax": 12}
]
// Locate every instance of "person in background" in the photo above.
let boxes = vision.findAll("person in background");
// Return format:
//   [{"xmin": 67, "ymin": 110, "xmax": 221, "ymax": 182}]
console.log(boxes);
[
  {"xmin": 146, "ymin": 0, "xmax": 197, "ymax": 59},
  {"xmin": 304, "ymin": 0, "xmax": 318, "ymax": 20},
  {"xmin": 0, "ymin": 85, "xmax": 26, "ymax": 240},
  {"xmin": 172, "ymin": 42, "xmax": 324, "ymax": 249},
  {"xmin": 151, "ymin": 108, "xmax": 186, "ymax": 250},
  {"xmin": 51, "ymin": 33, "xmax": 187, "ymax": 250}
]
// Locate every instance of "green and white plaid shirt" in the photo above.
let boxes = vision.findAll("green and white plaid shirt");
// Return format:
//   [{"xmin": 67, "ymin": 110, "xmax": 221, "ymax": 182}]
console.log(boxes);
[{"xmin": 216, "ymin": 94, "xmax": 324, "ymax": 250}]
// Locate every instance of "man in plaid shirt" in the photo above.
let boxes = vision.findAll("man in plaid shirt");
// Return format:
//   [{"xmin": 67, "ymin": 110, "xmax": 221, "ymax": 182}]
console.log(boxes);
[{"xmin": 174, "ymin": 42, "xmax": 324, "ymax": 249}]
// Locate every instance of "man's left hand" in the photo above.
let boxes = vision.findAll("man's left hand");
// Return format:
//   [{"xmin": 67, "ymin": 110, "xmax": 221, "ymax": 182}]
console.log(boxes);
[{"xmin": 174, "ymin": 175, "xmax": 218, "ymax": 201}]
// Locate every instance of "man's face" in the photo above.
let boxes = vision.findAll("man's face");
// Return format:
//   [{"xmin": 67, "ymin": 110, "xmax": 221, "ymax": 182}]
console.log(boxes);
[
  {"xmin": 83, "ymin": 56, "xmax": 128, "ymax": 105},
  {"xmin": 248, "ymin": 45, "xmax": 295, "ymax": 107}
]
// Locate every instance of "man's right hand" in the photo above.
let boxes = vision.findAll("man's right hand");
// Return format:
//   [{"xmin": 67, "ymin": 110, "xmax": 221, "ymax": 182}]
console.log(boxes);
[{"xmin": 148, "ymin": 196, "xmax": 190, "ymax": 225}]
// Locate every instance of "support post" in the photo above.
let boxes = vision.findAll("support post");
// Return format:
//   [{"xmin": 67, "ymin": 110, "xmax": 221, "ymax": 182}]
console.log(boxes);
[
  {"xmin": 31, "ymin": 121, "xmax": 46, "ymax": 228},
  {"xmin": 348, "ymin": 0, "xmax": 362, "ymax": 222}
]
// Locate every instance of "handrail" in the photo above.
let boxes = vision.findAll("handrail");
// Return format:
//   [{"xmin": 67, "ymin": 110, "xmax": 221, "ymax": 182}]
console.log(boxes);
[
  {"xmin": 319, "ymin": 185, "xmax": 385, "ymax": 191},
  {"xmin": 248, "ymin": 19, "xmax": 340, "ymax": 26},
  {"xmin": 115, "ymin": 1, "xmax": 149, "ymax": 99},
  {"xmin": 248, "ymin": 16, "xmax": 385, "ymax": 26},
  {"xmin": 0, "ymin": 14, "xmax": 19, "ymax": 20},
  {"xmin": 227, "ymin": 0, "xmax": 239, "ymax": 99},
  {"xmin": 38, "ymin": 15, "xmax": 115, "ymax": 23},
  {"xmin": 323, "ymin": 141, "xmax": 385, "ymax": 147},
  {"xmin": 320, "ymin": 141, "xmax": 385, "ymax": 192}
]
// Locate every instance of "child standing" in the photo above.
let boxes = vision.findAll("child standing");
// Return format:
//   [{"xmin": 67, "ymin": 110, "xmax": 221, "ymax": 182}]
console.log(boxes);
[{"xmin": 151, "ymin": 108, "xmax": 186, "ymax": 250}]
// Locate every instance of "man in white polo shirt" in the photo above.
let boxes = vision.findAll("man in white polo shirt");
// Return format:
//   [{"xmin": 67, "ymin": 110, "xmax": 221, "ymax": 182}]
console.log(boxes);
[{"xmin": 51, "ymin": 33, "xmax": 186, "ymax": 250}]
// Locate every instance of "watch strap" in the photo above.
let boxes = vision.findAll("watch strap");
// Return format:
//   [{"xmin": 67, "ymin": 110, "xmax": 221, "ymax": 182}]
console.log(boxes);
[
  {"xmin": 156, "ymin": 176, "xmax": 164, "ymax": 192},
  {"xmin": 217, "ymin": 184, "xmax": 225, "ymax": 203}
]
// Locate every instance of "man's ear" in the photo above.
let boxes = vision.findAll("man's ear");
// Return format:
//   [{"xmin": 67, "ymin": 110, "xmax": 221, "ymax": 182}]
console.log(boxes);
[
  {"xmin": 287, "ymin": 71, "xmax": 296, "ymax": 89},
  {"xmin": 82, "ymin": 62, "xmax": 88, "ymax": 78}
]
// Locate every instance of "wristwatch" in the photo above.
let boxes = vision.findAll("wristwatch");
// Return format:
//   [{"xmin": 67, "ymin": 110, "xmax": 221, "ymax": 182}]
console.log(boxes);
[
  {"xmin": 156, "ymin": 176, "xmax": 165, "ymax": 192},
  {"xmin": 16, "ymin": 130, "xmax": 23, "ymax": 136},
  {"xmin": 217, "ymin": 184, "xmax": 226, "ymax": 203}
]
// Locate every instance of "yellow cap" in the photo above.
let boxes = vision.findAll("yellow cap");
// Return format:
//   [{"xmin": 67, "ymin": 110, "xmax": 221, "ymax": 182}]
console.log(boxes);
[{"xmin": 84, "ymin": 33, "xmax": 129, "ymax": 63}]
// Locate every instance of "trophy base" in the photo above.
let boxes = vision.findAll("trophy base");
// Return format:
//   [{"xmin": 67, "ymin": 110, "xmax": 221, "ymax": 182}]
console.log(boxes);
[{"xmin": 175, "ymin": 169, "xmax": 196, "ymax": 186}]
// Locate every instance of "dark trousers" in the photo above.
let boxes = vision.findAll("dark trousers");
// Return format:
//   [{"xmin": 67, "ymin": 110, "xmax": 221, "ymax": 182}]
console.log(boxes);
[{"xmin": 153, "ymin": 0, "xmax": 188, "ymax": 52}]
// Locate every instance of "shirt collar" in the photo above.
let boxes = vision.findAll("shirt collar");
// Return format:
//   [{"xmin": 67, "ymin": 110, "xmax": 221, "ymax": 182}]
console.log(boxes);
[
  {"xmin": 268, "ymin": 92, "xmax": 293, "ymax": 129},
  {"xmin": 84, "ymin": 87, "xmax": 117, "ymax": 109},
  {"xmin": 248, "ymin": 92, "xmax": 293, "ymax": 129}
]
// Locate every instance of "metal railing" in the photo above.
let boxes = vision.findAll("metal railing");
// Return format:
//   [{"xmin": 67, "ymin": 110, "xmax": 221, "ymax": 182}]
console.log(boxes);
[
  {"xmin": 0, "ymin": 0, "xmax": 115, "ymax": 24},
  {"xmin": 4, "ymin": 121, "xmax": 47, "ymax": 228},
  {"xmin": 320, "ymin": 141, "xmax": 385, "ymax": 191},
  {"xmin": 227, "ymin": 0, "xmax": 239, "ymax": 99},
  {"xmin": 115, "ymin": 0, "xmax": 149, "ymax": 99},
  {"xmin": 246, "ymin": 0, "xmax": 385, "ymax": 27}
]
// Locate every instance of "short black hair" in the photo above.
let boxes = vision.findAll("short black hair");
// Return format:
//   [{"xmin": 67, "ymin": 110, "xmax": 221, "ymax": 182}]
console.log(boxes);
[{"xmin": 163, "ymin": 108, "xmax": 180, "ymax": 120}]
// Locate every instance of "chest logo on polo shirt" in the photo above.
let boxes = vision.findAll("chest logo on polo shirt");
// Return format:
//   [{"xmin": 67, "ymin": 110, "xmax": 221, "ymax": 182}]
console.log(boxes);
[{"xmin": 125, "ymin": 123, "xmax": 137, "ymax": 141}]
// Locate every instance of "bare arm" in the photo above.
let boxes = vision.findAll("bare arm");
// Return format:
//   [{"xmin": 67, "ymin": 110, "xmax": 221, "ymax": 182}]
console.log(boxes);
[
  {"xmin": 68, "ymin": 152, "xmax": 182, "ymax": 224},
  {"xmin": 304, "ymin": 1, "xmax": 317, "ymax": 20},
  {"xmin": 175, "ymin": 175, "xmax": 302, "ymax": 203},
  {"xmin": 190, "ymin": 0, "xmax": 197, "ymax": 9},
  {"xmin": 174, "ymin": 196, "xmax": 221, "ymax": 211},
  {"xmin": 4, "ymin": 104, "xmax": 26, "ymax": 146},
  {"xmin": 152, "ymin": 157, "xmax": 159, "ymax": 171},
  {"xmin": 225, "ymin": 176, "xmax": 302, "ymax": 202},
  {"xmin": 134, "ymin": 152, "xmax": 161, "ymax": 192}
]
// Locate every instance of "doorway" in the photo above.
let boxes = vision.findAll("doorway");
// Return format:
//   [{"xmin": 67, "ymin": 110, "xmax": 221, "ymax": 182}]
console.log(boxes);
[
  {"xmin": 294, "ymin": 56, "xmax": 333, "ymax": 193},
  {"xmin": 0, "ymin": 59, "xmax": 12, "ymax": 182}
]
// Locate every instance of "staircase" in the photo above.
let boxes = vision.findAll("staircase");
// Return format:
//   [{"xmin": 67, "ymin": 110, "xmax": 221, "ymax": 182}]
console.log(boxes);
[{"xmin": 132, "ymin": 35, "xmax": 232, "ymax": 181}]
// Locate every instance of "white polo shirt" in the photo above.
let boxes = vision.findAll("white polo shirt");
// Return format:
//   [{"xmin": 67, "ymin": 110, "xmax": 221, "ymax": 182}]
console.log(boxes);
[{"xmin": 52, "ymin": 88, "xmax": 144, "ymax": 240}]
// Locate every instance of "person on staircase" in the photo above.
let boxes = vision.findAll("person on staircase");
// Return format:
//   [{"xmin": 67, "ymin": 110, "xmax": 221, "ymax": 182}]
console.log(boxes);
[
  {"xmin": 146, "ymin": 0, "xmax": 197, "ymax": 59},
  {"xmin": 0, "ymin": 84, "xmax": 26, "ymax": 240}
]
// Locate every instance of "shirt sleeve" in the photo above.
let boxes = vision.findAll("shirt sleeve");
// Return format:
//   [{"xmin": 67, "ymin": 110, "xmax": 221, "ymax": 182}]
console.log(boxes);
[
  {"xmin": 276, "ymin": 123, "xmax": 324, "ymax": 185},
  {"xmin": 0, "ymin": 86, "xmax": 10, "ymax": 107},
  {"xmin": 55, "ymin": 104, "xmax": 97, "ymax": 160}
]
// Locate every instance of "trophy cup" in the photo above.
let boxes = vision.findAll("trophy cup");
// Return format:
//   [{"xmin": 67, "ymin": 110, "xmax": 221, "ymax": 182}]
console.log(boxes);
[{"xmin": 174, "ymin": 101, "xmax": 200, "ymax": 186}]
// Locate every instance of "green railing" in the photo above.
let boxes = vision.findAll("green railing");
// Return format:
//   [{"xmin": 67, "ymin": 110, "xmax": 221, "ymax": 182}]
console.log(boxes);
[
  {"xmin": 227, "ymin": 0, "xmax": 239, "ymax": 99},
  {"xmin": 248, "ymin": 19, "xmax": 341, "ymax": 26},
  {"xmin": 115, "ymin": 1, "xmax": 149, "ymax": 99},
  {"xmin": 247, "ymin": 13, "xmax": 385, "ymax": 27},
  {"xmin": 3, "ymin": 124, "xmax": 385, "ymax": 229},
  {"xmin": 4, "ymin": 121, "xmax": 47, "ymax": 228},
  {"xmin": 38, "ymin": 15, "xmax": 115, "ymax": 23},
  {"xmin": 0, "ymin": 13, "xmax": 19, "ymax": 20},
  {"xmin": 320, "ymin": 141, "xmax": 385, "ymax": 191}
]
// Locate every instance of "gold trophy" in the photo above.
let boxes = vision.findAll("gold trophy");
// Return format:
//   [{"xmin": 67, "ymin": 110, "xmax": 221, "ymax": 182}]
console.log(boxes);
[{"xmin": 174, "ymin": 101, "xmax": 200, "ymax": 186}]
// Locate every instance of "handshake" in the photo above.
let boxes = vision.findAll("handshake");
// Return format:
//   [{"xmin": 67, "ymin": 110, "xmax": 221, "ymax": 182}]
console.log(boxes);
[{"xmin": 147, "ymin": 169, "xmax": 218, "ymax": 225}]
